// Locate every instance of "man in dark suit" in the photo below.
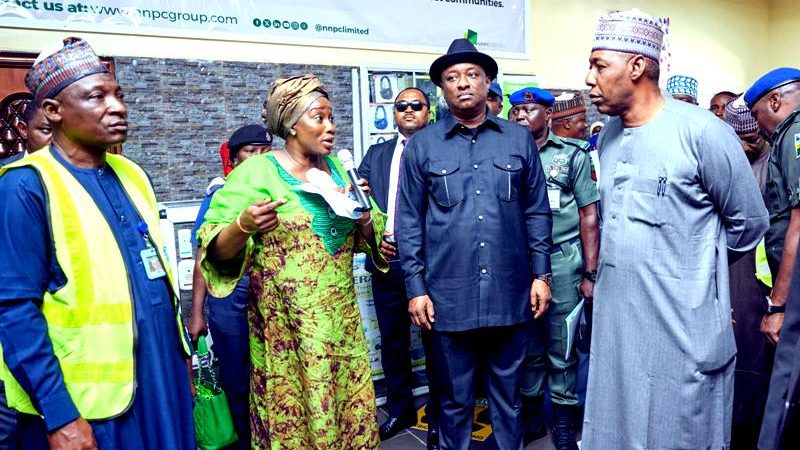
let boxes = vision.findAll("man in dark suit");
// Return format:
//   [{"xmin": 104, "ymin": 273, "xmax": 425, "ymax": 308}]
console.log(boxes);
[{"xmin": 358, "ymin": 86, "xmax": 440, "ymax": 450}]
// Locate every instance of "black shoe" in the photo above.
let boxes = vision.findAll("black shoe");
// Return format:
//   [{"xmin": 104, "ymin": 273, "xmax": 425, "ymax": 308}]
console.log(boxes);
[
  {"xmin": 379, "ymin": 411, "xmax": 417, "ymax": 441},
  {"xmin": 551, "ymin": 404, "xmax": 579, "ymax": 450},
  {"xmin": 524, "ymin": 425, "xmax": 548, "ymax": 445},
  {"xmin": 522, "ymin": 395, "xmax": 547, "ymax": 445},
  {"xmin": 427, "ymin": 424, "xmax": 440, "ymax": 450}
]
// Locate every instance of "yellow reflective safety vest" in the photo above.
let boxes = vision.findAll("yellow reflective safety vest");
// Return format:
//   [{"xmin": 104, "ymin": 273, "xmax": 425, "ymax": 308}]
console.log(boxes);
[
  {"xmin": 755, "ymin": 238, "xmax": 773, "ymax": 288},
  {"xmin": 0, "ymin": 150, "xmax": 190, "ymax": 419}
]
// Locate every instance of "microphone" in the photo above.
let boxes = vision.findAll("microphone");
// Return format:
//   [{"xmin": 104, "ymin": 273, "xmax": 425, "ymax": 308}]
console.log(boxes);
[{"xmin": 336, "ymin": 149, "xmax": 372, "ymax": 212}]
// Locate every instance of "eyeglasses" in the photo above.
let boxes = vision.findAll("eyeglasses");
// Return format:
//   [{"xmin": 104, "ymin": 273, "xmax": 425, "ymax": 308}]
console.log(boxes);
[{"xmin": 394, "ymin": 100, "xmax": 427, "ymax": 112}]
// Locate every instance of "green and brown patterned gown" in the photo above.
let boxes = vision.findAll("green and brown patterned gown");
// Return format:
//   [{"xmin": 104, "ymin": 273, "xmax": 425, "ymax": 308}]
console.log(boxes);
[{"xmin": 197, "ymin": 153, "xmax": 384, "ymax": 449}]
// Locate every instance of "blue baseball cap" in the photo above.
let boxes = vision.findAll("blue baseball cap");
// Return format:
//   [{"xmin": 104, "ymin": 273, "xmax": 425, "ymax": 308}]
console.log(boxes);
[
  {"xmin": 745, "ymin": 67, "xmax": 800, "ymax": 108},
  {"xmin": 508, "ymin": 87, "xmax": 555, "ymax": 107},
  {"xmin": 229, "ymin": 124, "xmax": 272, "ymax": 152}
]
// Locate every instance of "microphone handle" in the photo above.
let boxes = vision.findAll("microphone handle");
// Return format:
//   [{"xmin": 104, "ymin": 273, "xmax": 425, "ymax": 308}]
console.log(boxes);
[{"xmin": 346, "ymin": 168, "xmax": 372, "ymax": 212}]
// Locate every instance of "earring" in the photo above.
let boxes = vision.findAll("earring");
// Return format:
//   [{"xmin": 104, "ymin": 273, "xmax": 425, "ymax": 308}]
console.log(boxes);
[{"xmin": 290, "ymin": 129, "xmax": 297, "ymax": 136}]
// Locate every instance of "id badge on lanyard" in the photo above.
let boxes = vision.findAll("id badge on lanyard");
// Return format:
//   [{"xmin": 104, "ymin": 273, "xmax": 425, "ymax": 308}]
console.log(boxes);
[
  {"xmin": 547, "ymin": 166, "xmax": 565, "ymax": 212},
  {"xmin": 137, "ymin": 222, "xmax": 166, "ymax": 280},
  {"xmin": 547, "ymin": 189, "xmax": 561, "ymax": 211}
]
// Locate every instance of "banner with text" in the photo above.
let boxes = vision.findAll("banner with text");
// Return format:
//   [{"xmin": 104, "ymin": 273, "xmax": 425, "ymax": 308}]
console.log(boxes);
[{"xmin": 0, "ymin": 0, "xmax": 529, "ymax": 58}]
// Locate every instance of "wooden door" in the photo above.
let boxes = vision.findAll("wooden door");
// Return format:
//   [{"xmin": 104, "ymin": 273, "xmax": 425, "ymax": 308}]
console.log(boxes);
[{"xmin": 0, "ymin": 53, "xmax": 34, "ymax": 161}]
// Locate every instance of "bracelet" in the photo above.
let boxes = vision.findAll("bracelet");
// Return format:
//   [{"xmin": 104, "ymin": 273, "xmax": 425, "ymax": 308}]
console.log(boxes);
[
  {"xmin": 356, "ymin": 215, "xmax": 373, "ymax": 227},
  {"xmin": 583, "ymin": 270, "xmax": 598, "ymax": 283},
  {"xmin": 235, "ymin": 212, "xmax": 255, "ymax": 235}
]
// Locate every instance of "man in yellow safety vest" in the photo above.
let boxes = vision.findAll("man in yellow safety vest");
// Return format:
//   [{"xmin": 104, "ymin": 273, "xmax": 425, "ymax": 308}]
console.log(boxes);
[{"xmin": 0, "ymin": 37, "xmax": 194, "ymax": 450}]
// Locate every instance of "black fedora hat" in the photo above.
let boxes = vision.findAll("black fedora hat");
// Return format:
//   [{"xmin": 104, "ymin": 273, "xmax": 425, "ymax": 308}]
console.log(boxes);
[{"xmin": 429, "ymin": 38, "xmax": 498, "ymax": 87}]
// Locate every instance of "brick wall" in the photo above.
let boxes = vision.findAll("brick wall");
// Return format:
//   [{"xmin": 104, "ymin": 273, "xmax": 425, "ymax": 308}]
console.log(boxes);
[
  {"xmin": 115, "ymin": 58, "xmax": 356, "ymax": 202},
  {"xmin": 112, "ymin": 58, "xmax": 606, "ymax": 202}
]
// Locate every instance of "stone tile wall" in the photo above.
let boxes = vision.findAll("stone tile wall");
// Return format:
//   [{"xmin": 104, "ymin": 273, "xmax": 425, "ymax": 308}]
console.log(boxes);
[{"xmin": 115, "ymin": 58, "xmax": 356, "ymax": 201}]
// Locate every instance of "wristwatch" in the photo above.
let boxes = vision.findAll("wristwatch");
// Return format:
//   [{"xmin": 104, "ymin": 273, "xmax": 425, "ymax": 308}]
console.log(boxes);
[
  {"xmin": 763, "ymin": 295, "xmax": 786, "ymax": 315},
  {"xmin": 534, "ymin": 273, "xmax": 553, "ymax": 286},
  {"xmin": 583, "ymin": 270, "xmax": 598, "ymax": 283}
]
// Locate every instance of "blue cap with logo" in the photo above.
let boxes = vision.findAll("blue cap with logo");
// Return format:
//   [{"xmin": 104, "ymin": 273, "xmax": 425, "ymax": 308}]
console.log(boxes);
[
  {"xmin": 228, "ymin": 124, "xmax": 272, "ymax": 152},
  {"xmin": 508, "ymin": 87, "xmax": 555, "ymax": 107},
  {"xmin": 745, "ymin": 67, "xmax": 800, "ymax": 108}
]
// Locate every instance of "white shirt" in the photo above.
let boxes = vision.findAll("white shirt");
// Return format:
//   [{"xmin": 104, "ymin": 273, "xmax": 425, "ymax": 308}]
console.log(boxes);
[{"xmin": 384, "ymin": 137, "xmax": 406, "ymax": 236}]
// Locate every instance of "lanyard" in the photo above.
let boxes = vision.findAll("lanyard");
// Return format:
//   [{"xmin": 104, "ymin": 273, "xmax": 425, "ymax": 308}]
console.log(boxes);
[
  {"xmin": 137, "ymin": 221, "xmax": 180, "ymax": 305},
  {"xmin": 137, "ymin": 221, "xmax": 154, "ymax": 248}
]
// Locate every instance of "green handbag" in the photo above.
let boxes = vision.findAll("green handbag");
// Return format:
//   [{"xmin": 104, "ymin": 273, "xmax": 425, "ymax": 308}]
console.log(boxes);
[{"xmin": 193, "ymin": 336, "xmax": 238, "ymax": 450}]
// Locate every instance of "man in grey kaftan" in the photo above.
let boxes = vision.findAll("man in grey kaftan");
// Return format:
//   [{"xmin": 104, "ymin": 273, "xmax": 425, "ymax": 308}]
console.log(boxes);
[
  {"xmin": 582, "ymin": 10, "xmax": 770, "ymax": 450},
  {"xmin": 585, "ymin": 97, "xmax": 769, "ymax": 449}
]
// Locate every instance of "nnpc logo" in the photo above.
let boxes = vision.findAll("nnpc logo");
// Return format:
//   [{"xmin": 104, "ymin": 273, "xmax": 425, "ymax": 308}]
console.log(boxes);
[{"xmin": 465, "ymin": 29, "xmax": 478, "ymax": 44}]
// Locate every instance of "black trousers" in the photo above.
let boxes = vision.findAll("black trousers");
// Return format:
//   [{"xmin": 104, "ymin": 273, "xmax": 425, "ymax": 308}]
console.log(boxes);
[
  {"xmin": 371, "ymin": 264, "xmax": 440, "ymax": 425},
  {"xmin": 431, "ymin": 322, "xmax": 529, "ymax": 450}
]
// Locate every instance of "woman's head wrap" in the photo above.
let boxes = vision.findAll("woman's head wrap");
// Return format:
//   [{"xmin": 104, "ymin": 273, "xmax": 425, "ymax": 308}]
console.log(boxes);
[{"xmin": 262, "ymin": 74, "xmax": 328, "ymax": 139}]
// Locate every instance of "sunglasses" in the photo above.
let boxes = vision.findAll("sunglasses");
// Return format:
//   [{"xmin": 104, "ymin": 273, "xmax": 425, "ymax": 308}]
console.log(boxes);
[{"xmin": 394, "ymin": 100, "xmax": 427, "ymax": 112}]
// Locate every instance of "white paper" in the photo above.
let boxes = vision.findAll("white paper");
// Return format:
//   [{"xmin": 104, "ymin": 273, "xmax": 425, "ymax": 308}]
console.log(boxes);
[
  {"xmin": 564, "ymin": 299, "xmax": 585, "ymax": 359},
  {"xmin": 297, "ymin": 168, "xmax": 363, "ymax": 219}
]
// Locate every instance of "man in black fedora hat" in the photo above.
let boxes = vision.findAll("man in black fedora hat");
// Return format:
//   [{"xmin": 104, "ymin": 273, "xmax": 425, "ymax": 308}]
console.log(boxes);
[{"xmin": 397, "ymin": 38, "xmax": 553, "ymax": 450}]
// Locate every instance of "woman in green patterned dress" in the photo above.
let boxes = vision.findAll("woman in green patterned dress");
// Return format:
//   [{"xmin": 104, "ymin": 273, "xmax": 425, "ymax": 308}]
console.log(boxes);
[{"xmin": 196, "ymin": 74, "xmax": 384, "ymax": 449}]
